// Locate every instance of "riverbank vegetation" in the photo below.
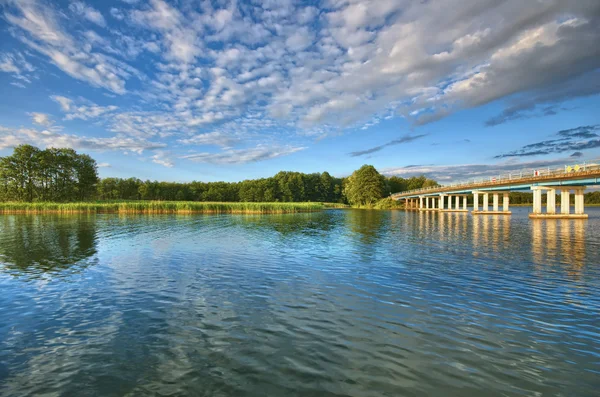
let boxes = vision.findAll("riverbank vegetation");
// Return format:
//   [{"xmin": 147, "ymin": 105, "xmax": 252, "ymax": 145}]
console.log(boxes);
[{"xmin": 0, "ymin": 201, "xmax": 324, "ymax": 214}]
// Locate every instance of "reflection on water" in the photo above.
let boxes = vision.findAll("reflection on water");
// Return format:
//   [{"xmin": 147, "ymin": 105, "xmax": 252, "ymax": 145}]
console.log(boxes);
[
  {"xmin": 0, "ymin": 215, "xmax": 98, "ymax": 277},
  {"xmin": 1, "ymin": 210, "xmax": 600, "ymax": 397},
  {"xmin": 532, "ymin": 219, "xmax": 587, "ymax": 279}
]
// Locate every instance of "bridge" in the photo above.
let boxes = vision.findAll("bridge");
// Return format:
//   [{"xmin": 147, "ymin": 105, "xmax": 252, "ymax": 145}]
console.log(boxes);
[{"xmin": 391, "ymin": 159, "xmax": 600, "ymax": 219}]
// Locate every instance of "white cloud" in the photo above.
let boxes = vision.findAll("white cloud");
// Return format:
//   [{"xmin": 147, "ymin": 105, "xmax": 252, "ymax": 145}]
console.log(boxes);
[
  {"xmin": 0, "ymin": 124, "xmax": 165, "ymax": 154},
  {"xmin": 29, "ymin": 112, "xmax": 52, "ymax": 126},
  {"xmin": 131, "ymin": 0, "xmax": 201, "ymax": 64},
  {"xmin": 69, "ymin": 1, "xmax": 106, "ymax": 27},
  {"xmin": 181, "ymin": 145, "xmax": 305, "ymax": 165},
  {"xmin": 0, "ymin": 55, "xmax": 19, "ymax": 73},
  {"xmin": 151, "ymin": 150, "xmax": 174, "ymax": 167},
  {"xmin": 50, "ymin": 96, "xmax": 117, "ymax": 120},
  {"xmin": 4, "ymin": 0, "xmax": 135, "ymax": 94},
  {"xmin": 0, "ymin": 52, "xmax": 36, "ymax": 84},
  {"xmin": 98, "ymin": 162, "xmax": 111, "ymax": 167},
  {"xmin": 178, "ymin": 131, "xmax": 240, "ymax": 148},
  {"xmin": 51, "ymin": 96, "xmax": 73, "ymax": 112}
]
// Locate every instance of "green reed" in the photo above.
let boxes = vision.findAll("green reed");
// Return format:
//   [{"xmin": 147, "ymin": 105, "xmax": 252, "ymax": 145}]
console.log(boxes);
[{"xmin": 0, "ymin": 201, "xmax": 324, "ymax": 214}]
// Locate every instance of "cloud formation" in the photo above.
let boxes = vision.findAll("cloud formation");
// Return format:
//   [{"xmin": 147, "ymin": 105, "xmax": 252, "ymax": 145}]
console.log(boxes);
[
  {"xmin": 29, "ymin": 113, "xmax": 52, "ymax": 127},
  {"xmin": 495, "ymin": 125, "xmax": 600, "ymax": 158},
  {"xmin": 0, "ymin": 124, "xmax": 165, "ymax": 154},
  {"xmin": 181, "ymin": 145, "xmax": 305, "ymax": 165},
  {"xmin": 349, "ymin": 134, "xmax": 427, "ymax": 157},
  {"xmin": 2, "ymin": 0, "xmax": 599, "ymax": 169},
  {"xmin": 383, "ymin": 157, "xmax": 581, "ymax": 183}
]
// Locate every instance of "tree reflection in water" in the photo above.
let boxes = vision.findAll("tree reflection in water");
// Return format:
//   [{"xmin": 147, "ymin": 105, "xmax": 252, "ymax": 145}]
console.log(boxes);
[{"xmin": 0, "ymin": 215, "xmax": 98, "ymax": 277}]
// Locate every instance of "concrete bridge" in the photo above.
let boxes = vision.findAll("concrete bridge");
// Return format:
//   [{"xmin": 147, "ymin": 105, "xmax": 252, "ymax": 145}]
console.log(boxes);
[{"xmin": 392, "ymin": 159, "xmax": 600, "ymax": 219}]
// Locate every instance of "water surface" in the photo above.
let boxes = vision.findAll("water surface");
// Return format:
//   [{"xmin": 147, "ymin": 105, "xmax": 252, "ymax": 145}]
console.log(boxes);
[{"xmin": 1, "ymin": 208, "xmax": 599, "ymax": 396}]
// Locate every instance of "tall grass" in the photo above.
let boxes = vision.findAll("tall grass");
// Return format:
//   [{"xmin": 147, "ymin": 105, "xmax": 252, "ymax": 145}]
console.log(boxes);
[
  {"xmin": 0, "ymin": 201, "xmax": 324, "ymax": 214},
  {"xmin": 322, "ymin": 202, "xmax": 350, "ymax": 208}
]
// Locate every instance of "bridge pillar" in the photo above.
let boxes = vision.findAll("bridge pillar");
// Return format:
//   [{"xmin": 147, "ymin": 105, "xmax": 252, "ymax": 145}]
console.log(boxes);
[
  {"xmin": 455, "ymin": 196, "xmax": 460, "ymax": 210},
  {"xmin": 463, "ymin": 196, "xmax": 467, "ymax": 211},
  {"xmin": 547, "ymin": 189, "xmax": 556, "ymax": 214},
  {"xmin": 529, "ymin": 186, "xmax": 587, "ymax": 219},
  {"xmin": 575, "ymin": 188, "xmax": 585, "ymax": 215},
  {"xmin": 533, "ymin": 188, "xmax": 543, "ymax": 214},
  {"xmin": 472, "ymin": 191, "xmax": 512, "ymax": 215},
  {"xmin": 561, "ymin": 189, "xmax": 570, "ymax": 215}
]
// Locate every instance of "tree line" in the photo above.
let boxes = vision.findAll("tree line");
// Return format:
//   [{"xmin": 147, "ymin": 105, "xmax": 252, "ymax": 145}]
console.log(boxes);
[{"xmin": 0, "ymin": 145, "xmax": 440, "ymax": 205}]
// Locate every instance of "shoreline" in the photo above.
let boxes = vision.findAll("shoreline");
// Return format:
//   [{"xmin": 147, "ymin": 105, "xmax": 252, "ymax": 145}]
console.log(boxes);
[{"xmin": 0, "ymin": 201, "xmax": 325, "ymax": 215}]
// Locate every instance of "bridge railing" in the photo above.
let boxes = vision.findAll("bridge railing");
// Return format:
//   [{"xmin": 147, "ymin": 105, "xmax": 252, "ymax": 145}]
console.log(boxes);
[{"xmin": 392, "ymin": 158, "xmax": 600, "ymax": 197}]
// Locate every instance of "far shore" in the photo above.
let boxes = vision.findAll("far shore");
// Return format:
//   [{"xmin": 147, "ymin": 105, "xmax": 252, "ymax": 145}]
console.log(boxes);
[{"xmin": 0, "ymin": 201, "xmax": 327, "ymax": 215}]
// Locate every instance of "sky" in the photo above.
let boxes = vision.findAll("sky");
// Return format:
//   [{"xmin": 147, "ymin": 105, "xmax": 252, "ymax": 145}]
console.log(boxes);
[{"xmin": 0, "ymin": 0, "xmax": 599, "ymax": 183}]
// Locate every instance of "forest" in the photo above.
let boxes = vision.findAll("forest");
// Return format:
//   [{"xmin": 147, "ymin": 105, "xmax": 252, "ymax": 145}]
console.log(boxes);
[{"xmin": 0, "ymin": 145, "xmax": 438, "ymax": 204}]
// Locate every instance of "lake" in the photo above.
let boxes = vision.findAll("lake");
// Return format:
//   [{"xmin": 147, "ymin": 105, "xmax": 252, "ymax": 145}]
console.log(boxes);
[{"xmin": 1, "ymin": 208, "xmax": 599, "ymax": 397}]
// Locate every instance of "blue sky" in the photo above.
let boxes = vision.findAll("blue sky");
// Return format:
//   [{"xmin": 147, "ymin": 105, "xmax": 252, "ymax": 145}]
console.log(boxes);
[{"xmin": 0, "ymin": 0, "xmax": 599, "ymax": 183}]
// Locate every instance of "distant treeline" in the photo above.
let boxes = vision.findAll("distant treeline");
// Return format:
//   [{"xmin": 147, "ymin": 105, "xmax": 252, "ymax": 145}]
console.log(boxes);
[
  {"xmin": 0, "ymin": 145, "xmax": 438, "ymax": 204},
  {"xmin": 98, "ymin": 173, "xmax": 345, "ymax": 203}
]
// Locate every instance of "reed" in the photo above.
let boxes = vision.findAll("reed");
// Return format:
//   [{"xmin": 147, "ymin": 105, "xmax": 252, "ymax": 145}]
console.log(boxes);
[
  {"xmin": 0, "ymin": 201, "xmax": 324, "ymax": 214},
  {"xmin": 322, "ymin": 202, "xmax": 350, "ymax": 208}
]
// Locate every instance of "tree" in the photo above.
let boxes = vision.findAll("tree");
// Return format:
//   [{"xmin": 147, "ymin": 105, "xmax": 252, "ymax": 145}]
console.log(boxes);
[
  {"xmin": 343, "ymin": 165, "xmax": 386, "ymax": 206},
  {"xmin": 387, "ymin": 176, "xmax": 407, "ymax": 193},
  {"xmin": 0, "ymin": 145, "xmax": 99, "ymax": 202},
  {"xmin": 76, "ymin": 154, "xmax": 99, "ymax": 200}
]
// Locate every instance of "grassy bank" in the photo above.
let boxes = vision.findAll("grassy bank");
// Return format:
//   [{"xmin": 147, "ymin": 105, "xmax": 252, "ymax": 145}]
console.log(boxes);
[
  {"xmin": 0, "ymin": 201, "xmax": 324, "ymax": 214},
  {"xmin": 322, "ymin": 202, "xmax": 350, "ymax": 208},
  {"xmin": 352, "ymin": 198, "xmax": 405, "ymax": 210}
]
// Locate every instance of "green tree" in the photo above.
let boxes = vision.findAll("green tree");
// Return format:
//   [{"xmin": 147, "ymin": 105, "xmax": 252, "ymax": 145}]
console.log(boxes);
[
  {"xmin": 75, "ymin": 154, "xmax": 99, "ymax": 200},
  {"xmin": 343, "ymin": 165, "xmax": 386, "ymax": 206}
]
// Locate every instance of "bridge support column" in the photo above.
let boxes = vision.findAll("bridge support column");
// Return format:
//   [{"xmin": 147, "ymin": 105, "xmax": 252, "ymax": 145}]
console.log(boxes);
[
  {"xmin": 472, "ymin": 191, "xmax": 512, "ymax": 215},
  {"xmin": 463, "ymin": 196, "xmax": 467, "ymax": 211},
  {"xmin": 547, "ymin": 189, "xmax": 556, "ymax": 214},
  {"xmin": 533, "ymin": 188, "xmax": 543, "ymax": 214},
  {"xmin": 575, "ymin": 188, "xmax": 585, "ymax": 215},
  {"xmin": 529, "ymin": 186, "xmax": 587, "ymax": 219},
  {"xmin": 561, "ymin": 189, "xmax": 570, "ymax": 215},
  {"xmin": 419, "ymin": 196, "xmax": 423, "ymax": 209},
  {"xmin": 441, "ymin": 194, "xmax": 468, "ymax": 212},
  {"xmin": 426, "ymin": 197, "xmax": 430, "ymax": 209}
]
